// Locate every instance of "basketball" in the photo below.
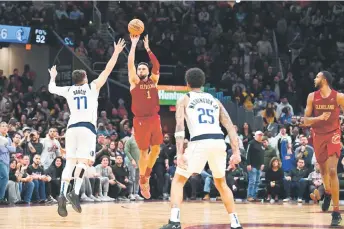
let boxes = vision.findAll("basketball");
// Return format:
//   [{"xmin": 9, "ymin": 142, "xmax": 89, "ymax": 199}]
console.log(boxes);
[{"xmin": 128, "ymin": 19, "xmax": 144, "ymax": 36}]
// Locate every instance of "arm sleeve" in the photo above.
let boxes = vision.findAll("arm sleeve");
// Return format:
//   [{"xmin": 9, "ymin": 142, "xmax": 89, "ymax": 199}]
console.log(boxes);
[{"xmin": 48, "ymin": 82, "xmax": 70, "ymax": 97}]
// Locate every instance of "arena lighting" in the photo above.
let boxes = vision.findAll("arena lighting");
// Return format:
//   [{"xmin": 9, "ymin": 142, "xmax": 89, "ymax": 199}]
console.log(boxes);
[{"xmin": 236, "ymin": 0, "xmax": 241, "ymax": 2}]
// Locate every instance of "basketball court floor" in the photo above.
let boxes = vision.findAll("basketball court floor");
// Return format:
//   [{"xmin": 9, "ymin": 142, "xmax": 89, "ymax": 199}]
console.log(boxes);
[{"xmin": 0, "ymin": 201, "xmax": 342, "ymax": 229}]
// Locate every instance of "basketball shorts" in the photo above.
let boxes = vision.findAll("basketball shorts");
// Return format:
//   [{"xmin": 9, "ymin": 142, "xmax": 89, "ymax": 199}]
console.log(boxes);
[
  {"xmin": 176, "ymin": 139, "xmax": 227, "ymax": 179},
  {"xmin": 133, "ymin": 115, "xmax": 163, "ymax": 150},
  {"xmin": 65, "ymin": 122, "xmax": 97, "ymax": 161},
  {"xmin": 313, "ymin": 129, "xmax": 341, "ymax": 164}
]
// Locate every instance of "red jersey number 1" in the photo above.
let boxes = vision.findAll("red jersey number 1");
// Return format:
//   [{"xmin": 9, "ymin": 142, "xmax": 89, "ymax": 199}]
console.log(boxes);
[{"xmin": 147, "ymin": 90, "xmax": 151, "ymax": 99}]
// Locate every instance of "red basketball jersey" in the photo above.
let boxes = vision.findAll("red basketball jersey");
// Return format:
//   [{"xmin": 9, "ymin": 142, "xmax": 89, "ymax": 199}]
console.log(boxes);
[
  {"xmin": 312, "ymin": 89, "xmax": 340, "ymax": 134},
  {"xmin": 130, "ymin": 78, "xmax": 160, "ymax": 117}
]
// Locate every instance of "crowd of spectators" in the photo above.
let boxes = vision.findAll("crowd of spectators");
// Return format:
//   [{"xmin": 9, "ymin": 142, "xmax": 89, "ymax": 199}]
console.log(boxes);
[{"xmin": 2, "ymin": 0, "xmax": 344, "ymax": 208}]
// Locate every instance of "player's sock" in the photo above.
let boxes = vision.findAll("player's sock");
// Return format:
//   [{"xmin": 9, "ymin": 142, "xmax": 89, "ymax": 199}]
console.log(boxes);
[
  {"xmin": 60, "ymin": 160, "xmax": 77, "ymax": 196},
  {"xmin": 229, "ymin": 213, "xmax": 241, "ymax": 228},
  {"xmin": 73, "ymin": 163, "xmax": 87, "ymax": 195},
  {"xmin": 60, "ymin": 181, "xmax": 70, "ymax": 196},
  {"xmin": 170, "ymin": 207, "xmax": 180, "ymax": 222}
]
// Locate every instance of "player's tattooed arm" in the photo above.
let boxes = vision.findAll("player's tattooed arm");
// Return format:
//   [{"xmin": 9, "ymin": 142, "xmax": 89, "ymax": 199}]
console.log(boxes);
[
  {"xmin": 303, "ymin": 92, "xmax": 330, "ymax": 126},
  {"xmin": 217, "ymin": 100, "xmax": 240, "ymax": 155},
  {"xmin": 128, "ymin": 35, "xmax": 140, "ymax": 86},
  {"xmin": 143, "ymin": 35, "xmax": 160, "ymax": 84},
  {"xmin": 175, "ymin": 95, "xmax": 187, "ymax": 156},
  {"xmin": 337, "ymin": 92, "xmax": 344, "ymax": 110}
]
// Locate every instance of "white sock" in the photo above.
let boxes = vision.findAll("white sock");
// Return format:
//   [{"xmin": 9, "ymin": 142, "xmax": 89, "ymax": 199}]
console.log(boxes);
[
  {"xmin": 104, "ymin": 192, "xmax": 108, "ymax": 197},
  {"xmin": 170, "ymin": 208, "xmax": 180, "ymax": 222},
  {"xmin": 229, "ymin": 213, "xmax": 241, "ymax": 228},
  {"xmin": 60, "ymin": 181, "xmax": 70, "ymax": 196}
]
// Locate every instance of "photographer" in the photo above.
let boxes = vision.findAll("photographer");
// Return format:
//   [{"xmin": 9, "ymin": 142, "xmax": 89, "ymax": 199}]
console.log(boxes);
[{"xmin": 20, "ymin": 128, "xmax": 43, "ymax": 161}]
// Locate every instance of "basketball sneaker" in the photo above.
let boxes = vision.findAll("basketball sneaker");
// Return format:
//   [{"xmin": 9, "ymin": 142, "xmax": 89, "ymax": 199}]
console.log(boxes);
[
  {"xmin": 160, "ymin": 220, "xmax": 181, "ymax": 229},
  {"xmin": 139, "ymin": 176, "xmax": 151, "ymax": 199},
  {"xmin": 321, "ymin": 193, "xmax": 332, "ymax": 212},
  {"xmin": 67, "ymin": 191, "xmax": 82, "ymax": 213},
  {"xmin": 331, "ymin": 211, "xmax": 342, "ymax": 226},
  {"xmin": 57, "ymin": 195, "xmax": 68, "ymax": 217}
]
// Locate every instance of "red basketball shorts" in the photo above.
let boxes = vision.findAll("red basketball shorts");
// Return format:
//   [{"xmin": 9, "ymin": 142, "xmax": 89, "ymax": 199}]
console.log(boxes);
[
  {"xmin": 313, "ymin": 129, "xmax": 341, "ymax": 164},
  {"xmin": 133, "ymin": 115, "xmax": 163, "ymax": 150}
]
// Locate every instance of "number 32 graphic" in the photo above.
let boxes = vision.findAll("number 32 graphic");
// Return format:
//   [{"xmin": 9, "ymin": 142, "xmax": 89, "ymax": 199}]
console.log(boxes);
[{"xmin": 198, "ymin": 108, "xmax": 214, "ymax": 124}]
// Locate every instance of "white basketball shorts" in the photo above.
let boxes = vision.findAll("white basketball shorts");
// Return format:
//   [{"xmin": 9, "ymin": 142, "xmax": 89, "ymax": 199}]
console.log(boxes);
[
  {"xmin": 65, "ymin": 127, "xmax": 96, "ymax": 161},
  {"xmin": 176, "ymin": 139, "xmax": 227, "ymax": 179}
]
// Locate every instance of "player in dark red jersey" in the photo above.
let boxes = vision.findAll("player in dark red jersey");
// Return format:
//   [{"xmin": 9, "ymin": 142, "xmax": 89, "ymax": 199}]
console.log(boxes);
[
  {"xmin": 304, "ymin": 71, "xmax": 342, "ymax": 226},
  {"xmin": 128, "ymin": 34, "xmax": 163, "ymax": 199}
]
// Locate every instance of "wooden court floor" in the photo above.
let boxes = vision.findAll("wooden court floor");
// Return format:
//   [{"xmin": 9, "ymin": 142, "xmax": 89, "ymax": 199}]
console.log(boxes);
[{"xmin": 0, "ymin": 201, "xmax": 343, "ymax": 229}]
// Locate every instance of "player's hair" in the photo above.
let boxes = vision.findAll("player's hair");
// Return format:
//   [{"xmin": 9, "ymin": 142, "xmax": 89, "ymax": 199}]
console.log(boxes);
[
  {"xmin": 72, "ymin": 69, "xmax": 87, "ymax": 85},
  {"xmin": 138, "ymin": 62, "xmax": 149, "ymax": 69},
  {"xmin": 185, "ymin": 68, "xmax": 205, "ymax": 88},
  {"xmin": 321, "ymin": 71, "xmax": 333, "ymax": 87}
]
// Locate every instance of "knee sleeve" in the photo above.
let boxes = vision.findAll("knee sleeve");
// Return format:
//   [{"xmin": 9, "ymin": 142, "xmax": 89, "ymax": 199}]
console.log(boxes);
[
  {"xmin": 62, "ymin": 159, "xmax": 77, "ymax": 181},
  {"xmin": 74, "ymin": 163, "xmax": 87, "ymax": 179}
]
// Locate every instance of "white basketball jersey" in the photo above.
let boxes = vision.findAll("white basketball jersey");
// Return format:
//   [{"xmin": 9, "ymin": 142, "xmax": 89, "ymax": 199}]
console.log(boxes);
[
  {"xmin": 65, "ymin": 82, "xmax": 99, "ymax": 127},
  {"xmin": 185, "ymin": 91, "xmax": 223, "ymax": 139}
]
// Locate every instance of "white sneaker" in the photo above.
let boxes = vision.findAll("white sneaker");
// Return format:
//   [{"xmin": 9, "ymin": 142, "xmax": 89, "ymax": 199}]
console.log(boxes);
[
  {"xmin": 283, "ymin": 198, "xmax": 290, "ymax": 202},
  {"xmin": 297, "ymin": 198, "xmax": 303, "ymax": 203},
  {"xmin": 135, "ymin": 194, "xmax": 144, "ymax": 201},
  {"xmin": 90, "ymin": 195, "xmax": 101, "ymax": 202},
  {"xmin": 81, "ymin": 194, "xmax": 94, "ymax": 202},
  {"xmin": 103, "ymin": 195, "xmax": 114, "ymax": 202},
  {"xmin": 270, "ymin": 199, "xmax": 275, "ymax": 204},
  {"xmin": 129, "ymin": 194, "xmax": 136, "ymax": 201}
]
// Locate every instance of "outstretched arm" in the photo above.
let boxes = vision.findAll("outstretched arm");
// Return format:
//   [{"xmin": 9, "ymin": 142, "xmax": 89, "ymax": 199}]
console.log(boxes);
[
  {"xmin": 93, "ymin": 39, "xmax": 126, "ymax": 91},
  {"xmin": 217, "ymin": 100, "xmax": 239, "ymax": 156},
  {"xmin": 303, "ymin": 92, "xmax": 329, "ymax": 126},
  {"xmin": 48, "ymin": 65, "xmax": 70, "ymax": 97},
  {"xmin": 143, "ymin": 35, "xmax": 160, "ymax": 84},
  {"xmin": 337, "ymin": 92, "xmax": 344, "ymax": 111},
  {"xmin": 174, "ymin": 95, "xmax": 188, "ymax": 157},
  {"xmin": 128, "ymin": 35, "xmax": 140, "ymax": 86}
]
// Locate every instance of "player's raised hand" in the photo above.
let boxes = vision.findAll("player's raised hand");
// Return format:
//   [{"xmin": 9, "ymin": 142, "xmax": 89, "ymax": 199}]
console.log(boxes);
[
  {"xmin": 143, "ymin": 34, "xmax": 150, "ymax": 50},
  {"xmin": 114, "ymin": 38, "xmax": 126, "ymax": 54},
  {"xmin": 177, "ymin": 154, "xmax": 188, "ymax": 170},
  {"xmin": 48, "ymin": 65, "xmax": 58, "ymax": 80},
  {"xmin": 130, "ymin": 34, "xmax": 140, "ymax": 46}
]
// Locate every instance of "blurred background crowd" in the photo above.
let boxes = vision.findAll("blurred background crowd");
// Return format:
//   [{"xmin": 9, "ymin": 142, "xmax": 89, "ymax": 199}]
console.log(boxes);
[{"xmin": 1, "ymin": 1, "xmax": 344, "ymax": 206}]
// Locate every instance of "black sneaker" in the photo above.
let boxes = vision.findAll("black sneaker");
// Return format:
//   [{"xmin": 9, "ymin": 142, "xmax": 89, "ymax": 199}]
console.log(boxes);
[
  {"xmin": 15, "ymin": 200, "xmax": 28, "ymax": 205},
  {"xmin": 57, "ymin": 195, "xmax": 68, "ymax": 217},
  {"xmin": 67, "ymin": 191, "xmax": 82, "ymax": 213},
  {"xmin": 0, "ymin": 199, "xmax": 9, "ymax": 205},
  {"xmin": 160, "ymin": 220, "xmax": 181, "ymax": 229},
  {"xmin": 321, "ymin": 193, "xmax": 332, "ymax": 212},
  {"xmin": 331, "ymin": 211, "xmax": 342, "ymax": 226},
  {"xmin": 231, "ymin": 226, "xmax": 243, "ymax": 229}
]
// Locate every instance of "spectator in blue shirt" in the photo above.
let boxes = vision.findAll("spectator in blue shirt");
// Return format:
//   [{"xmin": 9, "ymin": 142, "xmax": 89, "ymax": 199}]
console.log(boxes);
[{"xmin": 0, "ymin": 122, "xmax": 17, "ymax": 205}]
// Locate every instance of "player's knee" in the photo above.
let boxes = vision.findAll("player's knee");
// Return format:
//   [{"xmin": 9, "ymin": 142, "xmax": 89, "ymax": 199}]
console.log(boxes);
[
  {"xmin": 329, "ymin": 167, "xmax": 337, "ymax": 177},
  {"xmin": 214, "ymin": 177, "xmax": 226, "ymax": 190}
]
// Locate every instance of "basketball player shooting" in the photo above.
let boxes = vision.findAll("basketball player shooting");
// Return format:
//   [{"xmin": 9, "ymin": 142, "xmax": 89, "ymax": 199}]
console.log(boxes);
[
  {"xmin": 160, "ymin": 68, "xmax": 242, "ymax": 229},
  {"xmin": 128, "ymin": 34, "xmax": 163, "ymax": 199},
  {"xmin": 304, "ymin": 71, "xmax": 342, "ymax": 226},
  {"xmin": 48, "ymin": 39, "xmax": 125, "ymax": 217}
]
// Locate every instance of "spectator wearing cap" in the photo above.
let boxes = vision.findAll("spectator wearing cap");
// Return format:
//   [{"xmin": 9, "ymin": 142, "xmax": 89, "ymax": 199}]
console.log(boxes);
[
  {"xmin": 20, "ymin": 130, "xmax": 43, "ymax": 162},
  {"xmin": 0, "ymin": 122, "xmax": 16, "ymax": 205},
  {"xmin": 246, "ymin": 130, "xmax": 265, "ymax": 202}
]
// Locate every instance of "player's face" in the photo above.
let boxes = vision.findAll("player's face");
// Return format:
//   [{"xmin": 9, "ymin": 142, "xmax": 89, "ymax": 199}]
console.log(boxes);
[
  {"xmin": 314, "ymin": 73, "xmax": 324, "ymax": 88},
  {"xmin": 137, "ymin": 65, "xmax": 149, "ymax": 80}
]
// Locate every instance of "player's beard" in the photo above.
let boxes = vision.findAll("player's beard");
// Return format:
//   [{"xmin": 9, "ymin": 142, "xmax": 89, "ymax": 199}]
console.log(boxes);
[{"xmin": 139, "ymin": 74, "xmax": 148, "ymax": 80}]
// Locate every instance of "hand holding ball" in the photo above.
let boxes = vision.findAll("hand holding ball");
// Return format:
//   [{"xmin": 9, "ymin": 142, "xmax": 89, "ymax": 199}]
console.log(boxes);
[{"xmin": 128, "ymin": 19, "xmax": 144, "ymax": 36}]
